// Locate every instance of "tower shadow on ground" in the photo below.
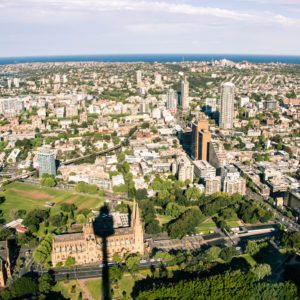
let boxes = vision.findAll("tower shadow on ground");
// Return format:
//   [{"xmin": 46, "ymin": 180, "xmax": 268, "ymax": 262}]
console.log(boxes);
[{"xmin": 93, "ymin": 205, "xmax": 115, "ymax": 300}]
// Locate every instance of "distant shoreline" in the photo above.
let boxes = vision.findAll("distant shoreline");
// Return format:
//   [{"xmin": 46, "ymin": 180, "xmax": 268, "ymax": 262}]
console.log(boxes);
[{"xmin": 1, "ymin": 54, "xmax": 300, "ymax": 65}]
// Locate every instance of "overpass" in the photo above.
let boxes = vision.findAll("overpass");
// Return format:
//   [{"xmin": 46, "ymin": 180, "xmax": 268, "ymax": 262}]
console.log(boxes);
[
  {"xmin": 61, "ymin": 143, "xmax": 122, "ymax": 165},
  {"xmin": 60, "ymin": 125, "xmax": 138, "ymax": 165},
  {"xmin": 0, "ymin": 171, "xmax": 35, "ymax": 187}
]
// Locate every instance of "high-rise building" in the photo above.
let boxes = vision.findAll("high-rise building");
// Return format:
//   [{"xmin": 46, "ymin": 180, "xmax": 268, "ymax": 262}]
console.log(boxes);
[
  {"xmin": 205, "ymin": 176, "xmax": 221, "ymax": 195},
  {"xmin": 191, "ymin": 115, "xmax": 211, "ymax": 160},
  {"xmin": 38, "ymin": 150, "xmax": 56, "ymax": 177},
  {"xmin": 139, "ymin": 100, "xmax": 150, "ymax": 114},
  {"xmin": 181, "ymin": 76, "xmax": 189, "ymax": 110},
  {"xmin": 176, "ymin": 156, "xmax": 194, "ymax": 182},
  {"xmin": 167, "ymin": 89, "xmax": 178, "ymax": 110},
  {"xmin": 13, "ymin": 78, "xmax": 20, "ymax": 88},
  {"xmin": 136, "ymin": 70, "xmax": 142, "ymax": 86},
  {"xmin": 222, "ymin": 176, "xmax": 246, "ymax": 195},
  {"xmin": 205, "ymin": 98, "xmax": 217, "ymax": 113},
  {"xmin": 219, "ymin": 82, "xmax": 235, "ymax": 129},
  {"xmin": 7, "ymin": 79, "xmax": 11, "ymax": 89},
  {"xmin": 221, "ymin": 165, "xmax": 246, "ymax": 195}
]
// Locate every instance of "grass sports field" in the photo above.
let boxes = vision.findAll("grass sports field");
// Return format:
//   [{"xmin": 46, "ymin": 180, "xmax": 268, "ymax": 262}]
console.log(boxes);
[{"xmin": 0, "ymin": 182, "xmax": 104, "ymax": 221}]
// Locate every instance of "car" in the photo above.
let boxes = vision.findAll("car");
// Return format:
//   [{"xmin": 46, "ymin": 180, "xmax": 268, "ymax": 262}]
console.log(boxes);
[{"xmin": 139, "ymin": 259, "xmax": 148, "ymax": 264}]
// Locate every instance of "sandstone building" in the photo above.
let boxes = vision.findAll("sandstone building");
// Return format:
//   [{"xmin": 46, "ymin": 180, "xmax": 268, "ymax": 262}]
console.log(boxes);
[
  {"xmin": 52, "ymin": 201, "xmax": 144, "ymax": 266},
  {"xmin": 0, "ymin": 240, "xmax": 12, "ymax": 288}
]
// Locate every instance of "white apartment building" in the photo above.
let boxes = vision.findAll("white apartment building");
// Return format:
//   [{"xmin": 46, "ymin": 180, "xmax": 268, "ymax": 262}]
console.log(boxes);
[
  {"xmin": 175, "ymin": 156, "xmax": 194, "ymax": 182},
  {"xmin": 205, "ymin": 176, "xmax": 221, "ymax": 195},
  {"xmin": 219, "ymin": 82, "xmax": 235, "ymax": 129}
]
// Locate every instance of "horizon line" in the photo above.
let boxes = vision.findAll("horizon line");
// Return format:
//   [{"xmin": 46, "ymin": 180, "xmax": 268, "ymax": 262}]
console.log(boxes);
[{"xmin": 1, "ymin": 53, "xmax": 300, "ymax": 60}]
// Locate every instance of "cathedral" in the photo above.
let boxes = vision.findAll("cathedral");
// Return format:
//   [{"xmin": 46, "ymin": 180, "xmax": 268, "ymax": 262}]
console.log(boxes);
[{"xmin": 52, "ymin": 201, "xmax": 144, "ymax": 266}]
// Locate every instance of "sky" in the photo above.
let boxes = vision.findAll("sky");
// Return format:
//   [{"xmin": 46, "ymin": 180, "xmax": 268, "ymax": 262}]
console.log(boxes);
[{"xmin": 0, "ymin": 0, "xmax": 300, "ymax": 57}]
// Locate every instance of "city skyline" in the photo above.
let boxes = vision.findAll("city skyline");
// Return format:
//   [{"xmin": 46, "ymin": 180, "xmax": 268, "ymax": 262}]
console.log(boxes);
[{"xmin": 0, "ymin": 0, "xmax": 300, "ymax": 57}]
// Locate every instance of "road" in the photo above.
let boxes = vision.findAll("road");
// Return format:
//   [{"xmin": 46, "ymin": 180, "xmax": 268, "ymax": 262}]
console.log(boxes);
[{"xmin": 37, "ymin": 261, "xmax": 163, "ymax": 281}]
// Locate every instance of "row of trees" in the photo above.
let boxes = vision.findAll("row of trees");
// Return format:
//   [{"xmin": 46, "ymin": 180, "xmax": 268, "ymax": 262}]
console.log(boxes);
[{"xmin": 135, "ymin": 269, "xmax": 298, "ymax": 300}]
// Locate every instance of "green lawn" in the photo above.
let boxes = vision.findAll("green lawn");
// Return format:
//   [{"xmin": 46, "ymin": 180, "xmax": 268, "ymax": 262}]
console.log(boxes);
[
  {"xmin": 85, "ymin": 271, "xmax": 148, "ymax": 300},
  {"xmin": 85, "ymin": 279, "xmax": 102, "ymax": 300},
  {"xmin": 196, "ymin": 218, "xmax": 216, "ymax": 234},
  {"xmin": 242, "ymin": 254, "xmax": 257, "ymax": 267},
  {"xmin": 227, "ymin": 220, "xmax": 241, "ymax": 227},
  {"xmin": 114, "ymin": 275, "xmax": 135, "ymax": 299},
  {"xmin": 0, "ymin": 182, "xmax": 103, "ymax": 221},
  {"xmin": 52, "ymin": 280, "xmax": 82, "ymax": 300},
  {"xmin": 156, "ymin": 214, "xmax": 175, "ymax": 225}
]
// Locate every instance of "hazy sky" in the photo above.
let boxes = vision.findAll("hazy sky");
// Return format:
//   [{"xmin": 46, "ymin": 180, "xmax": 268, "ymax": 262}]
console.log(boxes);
[{"xmin": 0, "ymin": 0, "xmax": 300, "ymax": 57}]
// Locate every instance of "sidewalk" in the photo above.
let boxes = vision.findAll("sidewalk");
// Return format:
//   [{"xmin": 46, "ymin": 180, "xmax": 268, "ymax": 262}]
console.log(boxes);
[{"xmin": 78, "ymin": 279, "xmax": 95, "ymax": 300}]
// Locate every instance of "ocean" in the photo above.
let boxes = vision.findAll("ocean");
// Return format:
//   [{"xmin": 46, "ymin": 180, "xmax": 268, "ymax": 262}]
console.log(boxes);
[{"xmin": 0, "ymin": 54, "xmax": 300, "ymax": 65}]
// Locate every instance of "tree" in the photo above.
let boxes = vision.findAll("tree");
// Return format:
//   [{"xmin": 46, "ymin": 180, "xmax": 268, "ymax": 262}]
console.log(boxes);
[
  {"xmin": 33, "ymin": 235, "xmax": 52, "ymax": 265},
  {"xmin": 40, "ymin": 174, "xmax": 57, "ymax": 187},
  {"xmin": 0, "ymin": 228, "xmax": 15, "ymax": 241},
  {"xmin": 23, "ymin": 209, "xmax": 49, "ymax": 233},
  {"xmin": 167, "ymin": 207, "xmax": 204, "ymax": 239},
  {"xmin": 165, "ymin": 202, "xmax": 184, "ymax": 218},
  {"xmin": 113, "ymin": 253, "xmax": 122, "ymax": 264},
  {"xmin": 61, "ymin": 203, "xmax": 77, "ymax": 213},
  {"xmin": 135, "ymin": 189, "xmax": 148, "ymax": 200},
  {"xmin": 185, "ymin": 186, "xmax": 202, "ymax": 201},
  {"xmin": 75, "ymin": 182, "xmax": 98, "ymax": 194},
  {"xmin": 9, "ymin": 276, "xmax": 38, "ymax": 299},
  {"xmin": 76, "ymin": 214, "xmax": 86, "ymax": 224},
  {"xmin": 134, "ymin": 269, "xmax": 298, "ymax": 300},
  {"xmin": 141, "ymin": 122, "xmax": 150, "ymax": 129},
  {"xmin": 282, "ymin": 231, "xmax": 300, "ymax": 252},
  {"xmin": 220, "ymin": 246, "xmax": 239, "ymax": 262},
  {"xmin": 65, "ymin": 256, "xmax": 76, "ymax": 267},
  {"xmin": 204, "ymin": 246, "xmax": 221, "ymax": 262},
  {"xmin": 245, "ymin": 240, "xmax": 260, "ymax": 256},
  {"xmin": 110, "ymin": 266, "xmax": 124, "ymax": 283},
  {"xmin": 145, "ymin": 220, "xmax": 161, "ymax": 235},
  {"xmin": 125, "ymin": 254, "xmax": 141, "ymax": 274},
  {"xmin": 38, "ymin": 274, "xmax": 54, "ymax": 294},
  {"xmin": 50, "ymin": 214, "xmax": 68, "ymax": 227},
  {"xmin": 251, "ymin": 264, "xmax": 271, "ymax": 280},
  {"xmin": 153, "ymin": 251, "xmax": 174, "ymax": 263}
]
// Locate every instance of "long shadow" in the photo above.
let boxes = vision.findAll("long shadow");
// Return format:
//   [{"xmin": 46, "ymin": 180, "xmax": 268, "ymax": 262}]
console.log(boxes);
[{"xmin": 93, "ymin": 205, "xmax": 114, "ymax": 300}]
